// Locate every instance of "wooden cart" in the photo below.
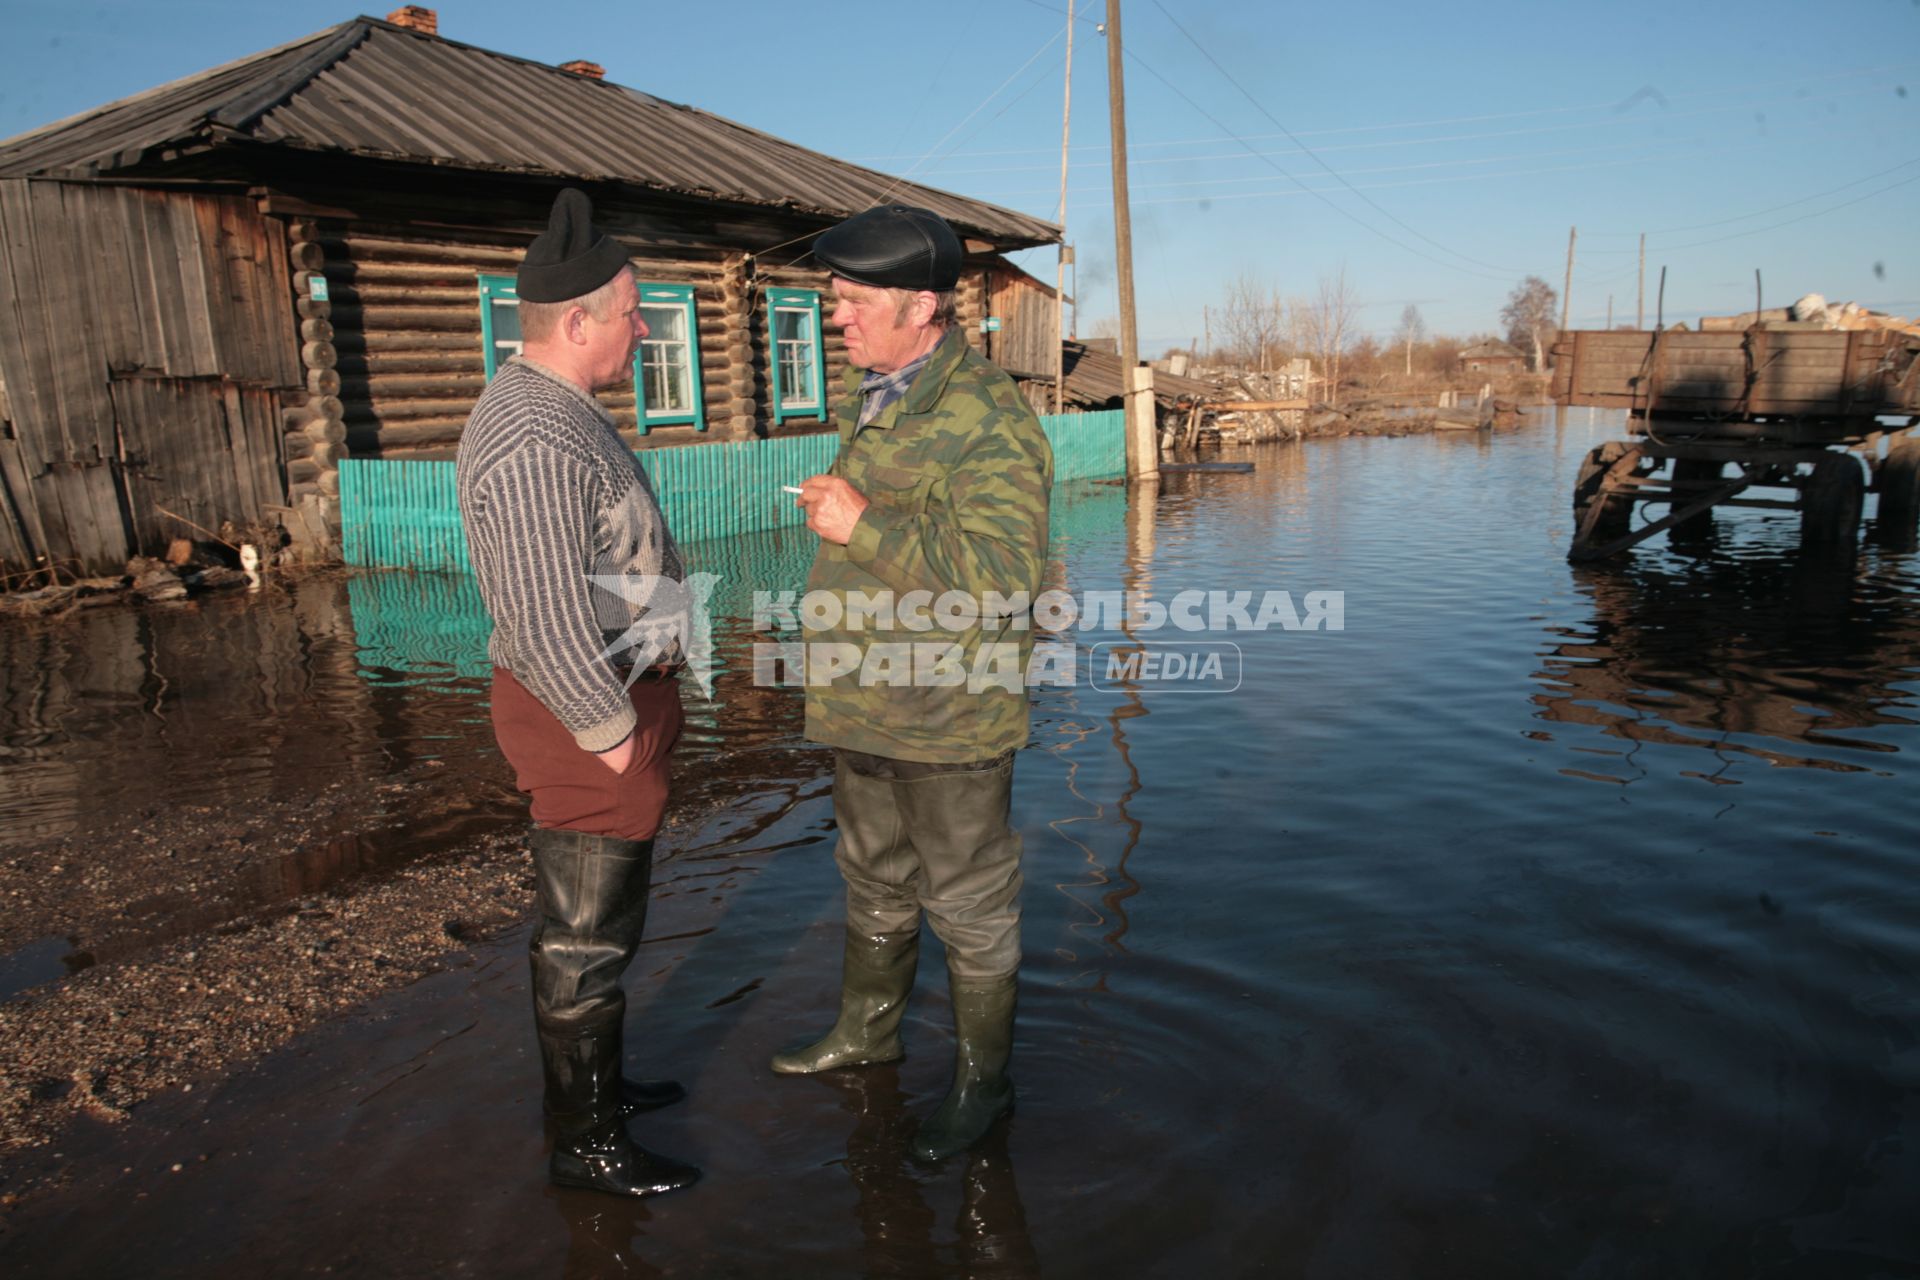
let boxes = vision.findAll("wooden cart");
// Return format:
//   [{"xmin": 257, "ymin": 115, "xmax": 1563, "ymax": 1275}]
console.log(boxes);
[{"xmin": 1550, "ymin": 326, "xmax": 1920, "ymax": 560}]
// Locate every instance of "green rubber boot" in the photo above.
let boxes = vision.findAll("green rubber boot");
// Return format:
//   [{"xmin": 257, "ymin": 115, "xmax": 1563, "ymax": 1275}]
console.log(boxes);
[
  {"xmin": 770, "ymin": 929, "xmax": 918, "ymax": 1074},
  {"xmin": 910, "ymin": 972, "xmax": 1016, "ymax": 1162}
]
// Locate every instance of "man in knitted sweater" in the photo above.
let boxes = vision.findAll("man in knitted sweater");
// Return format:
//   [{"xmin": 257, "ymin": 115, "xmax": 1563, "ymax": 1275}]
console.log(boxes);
[{"xmin": 456, "ymin": 189, "xmax": 697, "ymax": 1199}]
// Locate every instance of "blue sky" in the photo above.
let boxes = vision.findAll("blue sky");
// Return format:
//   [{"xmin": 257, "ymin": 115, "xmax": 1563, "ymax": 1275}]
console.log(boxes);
[{"xmin": 2, "ymin": 0, "xmax": 1914, "ymax": 354}]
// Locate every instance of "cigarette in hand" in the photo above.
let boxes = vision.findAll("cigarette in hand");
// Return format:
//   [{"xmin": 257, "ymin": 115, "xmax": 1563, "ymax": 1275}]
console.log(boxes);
[{"xmin": 782, "ymin": 485, "xmax": 804, "ymax": 494}]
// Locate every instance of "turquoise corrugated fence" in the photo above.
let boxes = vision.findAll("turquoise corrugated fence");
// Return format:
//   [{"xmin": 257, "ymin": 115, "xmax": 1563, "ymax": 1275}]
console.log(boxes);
[
  {"xmin": 1044, "ymin": 409, "xmax": 1125, "ymax": 487},
  {"xmin": 341, "ymin": 410, "xmax": 1123, "ymax": 571}
]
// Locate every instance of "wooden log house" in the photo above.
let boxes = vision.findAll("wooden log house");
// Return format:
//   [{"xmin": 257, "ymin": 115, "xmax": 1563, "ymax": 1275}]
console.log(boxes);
[{"xmin": 0, "ymin": 8, "xmax": 1059, "ymax": 578}]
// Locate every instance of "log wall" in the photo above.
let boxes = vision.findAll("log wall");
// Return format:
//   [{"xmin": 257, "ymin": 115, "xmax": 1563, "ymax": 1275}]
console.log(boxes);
[
  {"xmin": 302, "ymin": 223, "xmax": 894, "ymax": 461},
  {"xmin": 0, "ymin": 168, "xmax": 1028, "ymax": 579}
]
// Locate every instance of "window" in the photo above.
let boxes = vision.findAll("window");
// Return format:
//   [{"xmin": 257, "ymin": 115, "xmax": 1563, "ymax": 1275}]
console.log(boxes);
[
  {"xmin": 636, "ymin": 283, "xmax": 704, "ymax": 432},
  {"xmin": 478, "ymin": 274, "xmax": 521, "ymax": 377},
  {"xmin": 767, "ymin": 288, "xmax": 826, "ymax": 423}
]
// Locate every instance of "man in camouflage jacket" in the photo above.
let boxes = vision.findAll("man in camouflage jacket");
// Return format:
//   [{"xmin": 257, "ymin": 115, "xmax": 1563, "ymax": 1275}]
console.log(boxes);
[{"xmin": 773, "ymin": 206, "xmax": 1052, "ymax": 1162}]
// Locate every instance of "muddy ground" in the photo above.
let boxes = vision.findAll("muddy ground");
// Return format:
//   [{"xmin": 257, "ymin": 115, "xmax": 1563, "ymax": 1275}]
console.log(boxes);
[{"xmin": 0, "ymin": 712, "xmax": 773, "ymax": 1216}]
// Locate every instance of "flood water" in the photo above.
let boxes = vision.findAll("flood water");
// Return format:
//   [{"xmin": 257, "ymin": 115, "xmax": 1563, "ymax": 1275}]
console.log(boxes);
[{"xmin": 3, "ymin": 409, "xmax": 1918, "ymax": 1277}]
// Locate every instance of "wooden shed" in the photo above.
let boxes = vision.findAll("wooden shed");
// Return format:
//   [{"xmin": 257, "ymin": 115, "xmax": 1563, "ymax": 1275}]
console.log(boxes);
[{"xmin": 0, "ymin": 9, "xmax": 1058, "ymax": 579}]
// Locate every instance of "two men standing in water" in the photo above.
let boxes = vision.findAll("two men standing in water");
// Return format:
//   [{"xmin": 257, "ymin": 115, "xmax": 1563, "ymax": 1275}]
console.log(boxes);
[{"xmin": 459, "ymin": 191, "xmax": 1051, "ymax": 1197}]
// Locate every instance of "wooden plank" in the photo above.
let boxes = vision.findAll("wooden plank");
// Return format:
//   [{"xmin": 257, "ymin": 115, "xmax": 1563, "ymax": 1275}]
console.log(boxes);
[
  {"xmin": 215, "ymin": 197, "xmax": 302, "ymax": 388},
  {"xmin": 0, "ymin": 181, "xmax": 60, "ymax": 465},
  {"xmin": 85, "ymin": 186, "xmax": 147, "ymax": 374},
  {"xmin": 204, "ymin": 196, "xmax": 256, "ymax": 379},
  {"xmin": 256, "ymin": 208, "xmax": 303, "ymax": 387},
  {"xmin": 136, "ymin": 189, "xmax": 199, "ymax": 375},
  {"xmin": 55, "ymin": 462, "xmax": 126, "ymax": 569},
  {"xmin": 238, "ymin": 386, "xmax": 286, "ymax": 513},
  {"xmin": 33, "ymin": 183, "xmax": 118, "ymax": 465},
  {"xmin": 0, "ymin": 433, "xmax": 44, "ymax": 572},
  {"xmin": 111, "ymin": 379, "xmax": 164, "ymax": 555},
  {"xmin": 168, "ymin": 194, "xmax": 221, "ymax": 376},
  {"xmin": 113, "ymin": 187, "xmax": 171, "ymax": 372}
]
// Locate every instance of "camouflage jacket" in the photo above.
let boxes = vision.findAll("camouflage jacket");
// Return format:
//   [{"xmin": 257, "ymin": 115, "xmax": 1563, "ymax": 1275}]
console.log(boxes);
[{"xmin": 802, "ymin": 327, "xmax": 1053, "ymax": 762}]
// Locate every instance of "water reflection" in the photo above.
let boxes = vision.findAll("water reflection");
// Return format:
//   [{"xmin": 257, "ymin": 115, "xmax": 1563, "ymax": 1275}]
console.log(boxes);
[
  {"xmin": 0, "ymin": 579, "xmax": 446, "ymax": 846},
  {"xmin": 1535, "ymin": 549, "xmax": 1920, "ymax": 780},
  {"xmin": 5, "ymin": 431, "xmax": 1919, "ymax": 1273},
  {"xmin": 549, "ymin": 1193, "xmax": 666, "ymax": 1280},
  {"xmin": 817, "ymin": 1068, "xmax": 1040, "ymax": 1279}
]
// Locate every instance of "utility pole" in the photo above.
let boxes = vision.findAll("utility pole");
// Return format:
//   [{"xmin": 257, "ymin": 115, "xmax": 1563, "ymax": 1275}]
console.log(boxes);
[
  {"xmin": 1636, "ymin": 232, "xmax": 1645, "ymax": 329},
  {"xmin": 1202, "ymin": 304, "xmax": 1210, "ymax": 362},
  {"xmin": 1606, "ymin": 295, "xmax": 1613, "ymax": 329},
  {"xmin": 1560, "ymin": 225, "xmax": 1577, "ymax": 334},
  {"xmin": 1105, "ymin": 0, "xmax": 1153, "ymax": 478},
  {"xmin": 1053, "ymin": 0, "xmax": 1074, "ymax": 416}
]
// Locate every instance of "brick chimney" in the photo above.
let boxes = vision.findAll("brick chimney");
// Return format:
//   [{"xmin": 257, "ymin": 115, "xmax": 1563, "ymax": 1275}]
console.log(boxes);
[
  {"xmin": 559, "ymin": 60, "xmax": 606, "ymax": 80},
  {"xmin": 386, "ymin": 6, "xmax": 438, "ymax": 35}
]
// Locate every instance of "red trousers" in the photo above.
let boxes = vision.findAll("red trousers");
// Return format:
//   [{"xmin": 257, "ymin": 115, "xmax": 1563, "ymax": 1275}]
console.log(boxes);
[{"xmin": 489, "ymin": 668, "xmax": 682, "ymax": 840}]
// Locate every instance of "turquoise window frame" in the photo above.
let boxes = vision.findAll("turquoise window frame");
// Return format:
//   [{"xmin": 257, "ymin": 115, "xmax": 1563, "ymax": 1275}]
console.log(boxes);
[
  {"xmin": 635, "ymin": 282, "xmax": 705, "ymax": 433},
  {"xmin": 767, "ymin": 288, "xmax": 826, "ymax": 423},
  {"xmin": 477, "ymin": 274, "xmax": 521, "ymax": 378}
]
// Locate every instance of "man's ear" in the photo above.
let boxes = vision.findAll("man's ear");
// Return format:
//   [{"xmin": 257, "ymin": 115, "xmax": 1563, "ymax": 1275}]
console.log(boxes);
[
  {"xmin": 563, "ymin": 303, "xmax": 588, "ymax": 345},
  {"xmin": 914, "ymin": 291, "xmax": 938, "ymax": 327}
]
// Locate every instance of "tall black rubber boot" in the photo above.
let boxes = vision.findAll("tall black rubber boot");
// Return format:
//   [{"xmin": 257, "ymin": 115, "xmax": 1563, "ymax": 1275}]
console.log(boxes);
[
  {"xmin": 910, "ymin": 971, "xmax": 1015, "ymax": 1162},
  {"xmin": 770, "ymin": 928, "xmax": 919, "ymax": 1074},
  {"xmin": 528, "ymin": 828, "xmax": 685, "ymax": 1118},
  {"xmin": 539, "ymin": 1017, "xmax": 699, "ymax": 1198},
  {"xmin": 529, "ymin": 827, "xmax": 695, "ymax": 1197}
]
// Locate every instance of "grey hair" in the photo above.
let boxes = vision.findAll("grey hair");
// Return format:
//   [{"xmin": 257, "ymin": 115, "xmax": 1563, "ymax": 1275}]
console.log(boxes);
[
  {"xmin": 891, "ymin": 287, "xmax": 959, "ymax": 330},
  {"xmin": 518, "ymin": 270, "xmax": 629, "ymax": 343}
]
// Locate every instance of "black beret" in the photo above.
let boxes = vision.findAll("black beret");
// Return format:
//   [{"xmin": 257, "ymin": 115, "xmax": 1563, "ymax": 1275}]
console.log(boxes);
[
  {"xmin": 813, "ymin": 205, "xmax": 962, "ymax": 292},
  {"xmin": 518, "ymin": 188, "xmax": 630, "ymax": 303}
]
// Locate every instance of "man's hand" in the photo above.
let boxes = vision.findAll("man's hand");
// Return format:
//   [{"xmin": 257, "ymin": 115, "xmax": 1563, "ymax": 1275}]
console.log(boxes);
[
  {"xmin": 796, "ymin": 475, "xmax": 869, "ymax": 546},
  {"xmin": 596, "ymin": 734, "xmax": 634, "ymax": 774}
]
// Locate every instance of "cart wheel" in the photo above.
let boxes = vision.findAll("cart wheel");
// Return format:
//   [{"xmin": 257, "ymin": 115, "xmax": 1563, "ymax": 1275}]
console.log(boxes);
[
  {"xmin": 1669, "ymin": 458, "xmax": 1722, "ymax": 539},
  {"xmin": 1802, "ymin": 452, "xmax": 1865, "ymax": 550},
  {"xmin": 1573, "ymin": 442, "xmax": 1637, "ymax": 547},
  {"xmin": 1873, "ymin": 438, "xmax": 1920, "ymax": 549}
]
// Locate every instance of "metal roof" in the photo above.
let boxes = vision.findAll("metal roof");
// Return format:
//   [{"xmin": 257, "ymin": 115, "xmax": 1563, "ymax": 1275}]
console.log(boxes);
[
  {"xmin": 0, "ymin": 16, "xmax": 1059, "ymax": 250},
  {"xmin": 1008, "ymin": 341, "xmax": 1220, "ymax": 409},
  {"xmin": 1458, "ymin": 339, "xmax": 1525, "ymax": 360}
]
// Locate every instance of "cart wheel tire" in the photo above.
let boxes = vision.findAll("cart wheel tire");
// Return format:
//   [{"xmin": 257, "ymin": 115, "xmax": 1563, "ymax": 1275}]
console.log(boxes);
[
  {"xmin": 1802, "ymin": 452, "xmax": 1865, "ymax": 550},
  {"xmin": 1669, "ymin": 458, "xmax": 1722, "ymax": 539},
  {"xmin": 1873, "ymin": 438, "xmax": 1920, "ymax": 549},
  {"xmin": 1573, "ymin": 442, "xmax": 1637, "ymax": 548}
]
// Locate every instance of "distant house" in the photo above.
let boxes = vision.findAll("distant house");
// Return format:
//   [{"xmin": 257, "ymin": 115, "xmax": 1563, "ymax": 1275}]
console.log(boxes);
[
  {"xmin": 0, "ymin": 7, "xmax": 1058, "ymax": 576},
  {"xmin": 1457, "ymin": 340, "xmax": 1528, "ymax": 375}
]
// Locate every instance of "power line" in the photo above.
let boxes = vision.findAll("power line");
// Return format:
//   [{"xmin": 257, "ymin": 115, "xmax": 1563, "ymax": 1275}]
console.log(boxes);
[
  {"xmin": 1582, "ymin": 154, "xmax": 1920, "ymax": 239},
  {"xmin": 1001, "ymin": 148, "xmax": 1705, "ymax": 210},
  {"xmin": 754, "ymin": 26, "xmax": 1065, "ymax": 259},
  {"xmin": 1651, "ymin": 168, "xmax": 1920, "ymax": 252},
  {"xmin": 869, "ymin": 79, "xmax": 1897, "ymax": 174},
  {"xmin": 897, "ymin": 28, "xmax": 1065, "ymax": 181},
  {"xmin": 1094, "ymin": 19, "xmax": 1512, "ymax": 281},
  {"xmin": 1147, "ymin": 0, "xmax": 1522, "ymax": 276},
  {"xmin": 965, "ymin": 14, "xmax": 1903, "ymax": 158}
]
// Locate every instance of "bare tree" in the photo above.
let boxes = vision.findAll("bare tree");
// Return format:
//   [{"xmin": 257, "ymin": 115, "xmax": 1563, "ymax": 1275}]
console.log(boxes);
[
  {"xmin": 1501, "ymin": 276, "xmax": 1558, "ymax": 372},
  {"xmin": 1395, "ymin": 303, "xmax": 1426, "ymax": 377},
  {"xmin": 1300, "ymin": 269, "xmax": 1358, "ymax": 406},
  {"xmin": 1217, "ymin": 270, "xmax": 1288, "ymax": 373}
]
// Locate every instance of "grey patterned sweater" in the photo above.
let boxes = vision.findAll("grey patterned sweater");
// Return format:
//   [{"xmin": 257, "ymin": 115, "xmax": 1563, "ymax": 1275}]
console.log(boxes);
[{"xmin": 456, "ymin": 357, "xmax": 683, "ymax": 753}]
